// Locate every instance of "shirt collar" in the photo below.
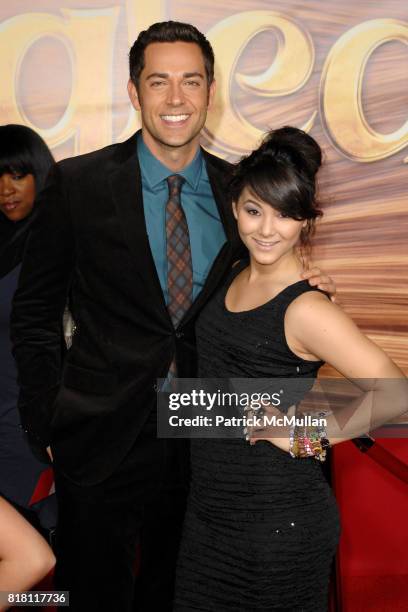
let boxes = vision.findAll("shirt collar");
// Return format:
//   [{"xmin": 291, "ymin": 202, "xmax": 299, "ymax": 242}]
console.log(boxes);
[{"xmin": 137, "ymin": 133, "xmax": 203, "ymax": 191}]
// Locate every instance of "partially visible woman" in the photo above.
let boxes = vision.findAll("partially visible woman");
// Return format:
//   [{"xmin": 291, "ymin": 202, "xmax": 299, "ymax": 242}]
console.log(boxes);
[
  {"xmin": 0, "ymin": 124, "xmax": 56, "ymax": 531},
  {"xmin": 0, "ymin": 496, "xmax": 55, "ymax": 612},
  {"xmin": 174, "ymin": 127, "xmax": 406, "ymax": 611}
]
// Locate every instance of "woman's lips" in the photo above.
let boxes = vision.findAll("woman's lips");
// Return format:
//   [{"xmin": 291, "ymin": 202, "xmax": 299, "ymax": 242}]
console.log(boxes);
[
  {"xmin": 253, "ymin": 238, "xmax": 280, "ymax": 250},
  {"xmin": 1, "ymin": 201, "xmax": 20, "ymax": 212}
]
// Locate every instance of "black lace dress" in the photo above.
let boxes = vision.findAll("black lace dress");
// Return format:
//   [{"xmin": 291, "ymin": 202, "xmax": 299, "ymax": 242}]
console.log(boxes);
[{"xmin": 174, "ymin": 261, "xmax": 341, "ymax": 611}]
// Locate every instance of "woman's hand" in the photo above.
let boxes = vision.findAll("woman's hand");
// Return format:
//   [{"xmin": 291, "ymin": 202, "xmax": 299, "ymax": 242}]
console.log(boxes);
[{"xmin": 245, "ymin": 403, "xmax": 293, "ymax": 453}]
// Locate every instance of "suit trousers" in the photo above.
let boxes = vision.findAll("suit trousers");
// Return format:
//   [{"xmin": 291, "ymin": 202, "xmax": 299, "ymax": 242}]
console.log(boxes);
[{"xmin": 53, "ymin": 407, "xmax": 188, "ymax": 612}]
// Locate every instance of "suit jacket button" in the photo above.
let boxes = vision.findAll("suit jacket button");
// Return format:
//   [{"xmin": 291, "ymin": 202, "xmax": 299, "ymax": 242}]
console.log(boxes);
[
  {"xmin": 153, "ymin": 383, "xmax": 158, "ymax": 392},
  {"xmin": 175, "ymin": 331, "xmax": 184, "ymax": 339}
]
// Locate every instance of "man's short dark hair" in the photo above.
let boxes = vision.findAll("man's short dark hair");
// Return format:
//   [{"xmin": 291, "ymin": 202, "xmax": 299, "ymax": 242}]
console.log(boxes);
[{"xmin": 129, "ymin": 21, "xmax": 215, "ymax": 89}]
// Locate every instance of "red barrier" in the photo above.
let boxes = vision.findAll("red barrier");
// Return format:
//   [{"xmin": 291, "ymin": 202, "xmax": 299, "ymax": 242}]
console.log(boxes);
[{"xmin": 332, "ymin": 440, "xmax": 408, "ymax": 611}]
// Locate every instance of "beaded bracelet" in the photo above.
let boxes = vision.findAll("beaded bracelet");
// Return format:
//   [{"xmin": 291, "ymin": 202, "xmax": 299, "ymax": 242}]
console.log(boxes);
[{"xmin": 289, "ymin": 412, "xmax": 329, "ymax": 461}]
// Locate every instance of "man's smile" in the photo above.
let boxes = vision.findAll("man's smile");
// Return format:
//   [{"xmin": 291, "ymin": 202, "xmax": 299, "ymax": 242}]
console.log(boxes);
[{"xmin": 160, "ymin": 113, "xmax": 191, "ymax": 125}]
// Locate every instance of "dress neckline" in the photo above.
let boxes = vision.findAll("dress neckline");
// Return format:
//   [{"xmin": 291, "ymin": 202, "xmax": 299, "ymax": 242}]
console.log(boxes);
[{"xmin": 223, "ymin": 260, "xmax": 306, "ymax": 315}]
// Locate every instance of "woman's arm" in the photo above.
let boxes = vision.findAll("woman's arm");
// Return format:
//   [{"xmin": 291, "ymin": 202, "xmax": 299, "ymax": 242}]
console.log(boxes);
[
  {"xmin": 0, "ymin": 497, "xmax": 55, "ymax": 611},
  {"xmin": 286, "ymin": 292, "xmax": 402, "ymax": 379},
  {"xmin": 289, "ymin": 292, "xmax": 406, "ymax": 439},
  {"xmin": 250, "ymin": 292, "xmax": 407, "ymax": 451}
]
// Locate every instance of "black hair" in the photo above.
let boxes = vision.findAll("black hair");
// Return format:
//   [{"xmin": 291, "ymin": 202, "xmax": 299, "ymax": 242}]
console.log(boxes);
[
  {"xmin": 230, "ymin": 126, "xmax": 323, "ymax": 250},
  {"xmin": 0, "ymin": 124, "xmax": 54, "ymax": 193},
  {"xmin": 129, "ymin": 21, "xmax": 215, "ymax": 88}
]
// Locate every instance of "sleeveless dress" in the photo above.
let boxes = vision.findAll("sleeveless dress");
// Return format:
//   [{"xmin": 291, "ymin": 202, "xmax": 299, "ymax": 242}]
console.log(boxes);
[{"xmin": 174, "ymin": 261, "xmax": 341, "ymax": 611}]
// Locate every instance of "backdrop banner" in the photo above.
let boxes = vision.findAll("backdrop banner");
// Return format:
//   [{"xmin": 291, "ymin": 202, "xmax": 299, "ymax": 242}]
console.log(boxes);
[{"xmin": 1, "ymin": 0, "xmax": 407, "ymax": 374}]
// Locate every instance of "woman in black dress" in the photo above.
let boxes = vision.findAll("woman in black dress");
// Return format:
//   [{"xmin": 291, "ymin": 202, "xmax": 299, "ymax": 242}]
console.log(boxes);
[
  {"xmin": 174, "ymin": 127, "xmax": 405, "ymax": 611},
  {"xmin": 0, "ymin": 124, "xmax": 56, "ymax": 531}
]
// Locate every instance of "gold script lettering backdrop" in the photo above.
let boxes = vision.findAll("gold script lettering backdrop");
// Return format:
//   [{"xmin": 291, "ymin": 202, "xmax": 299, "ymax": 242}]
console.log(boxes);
[{"xmin": 1, "ymin": 0, "xmax": 407, "ymax": 375}]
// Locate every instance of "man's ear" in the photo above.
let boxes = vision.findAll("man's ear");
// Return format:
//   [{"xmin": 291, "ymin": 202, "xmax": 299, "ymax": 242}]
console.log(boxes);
[
  {"xmin": 232, "ymin": 200, "xmax": 238, "ymax": 220},
  {"xmin": 128, "ymin": 79, "xmax": 141, "ymax": 111},
  {"xmin": 207, "ymin": 79, "xmax": 216, "ymax": 110}
]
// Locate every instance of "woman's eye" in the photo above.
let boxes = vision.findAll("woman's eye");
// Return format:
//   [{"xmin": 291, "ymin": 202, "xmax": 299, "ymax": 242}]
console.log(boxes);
[
  {"xmin": 12, "ymin": 173, "xmax": 23, "ymax": 180},
  {"xmin": 246, "ymin": 208, "xmax": 260, "ymax": 216}
]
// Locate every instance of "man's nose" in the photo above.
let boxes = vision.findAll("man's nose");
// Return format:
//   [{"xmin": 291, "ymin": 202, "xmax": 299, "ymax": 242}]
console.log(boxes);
[{"xmin": 166, "ymin": 82, "xmax": 184, "ymax": 106}]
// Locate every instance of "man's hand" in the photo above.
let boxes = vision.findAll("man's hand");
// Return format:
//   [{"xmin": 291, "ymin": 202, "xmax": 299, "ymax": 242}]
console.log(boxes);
[{"xmin": 301, "ymin": 267, "xmax": 337, "ymax": 302}]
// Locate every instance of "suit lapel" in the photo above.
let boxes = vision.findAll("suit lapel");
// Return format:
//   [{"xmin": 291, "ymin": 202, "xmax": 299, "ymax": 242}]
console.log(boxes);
[
  {"xmin": 180, "ymin": 151, "xmax": 239, "ymax": 327},
  {"xmin": 108, "ymin": 134, "xmax": 171, "ymax": 323},
  {"xmin": 203, "ymin": 150, "xmax": 237, "ymax": 243}
]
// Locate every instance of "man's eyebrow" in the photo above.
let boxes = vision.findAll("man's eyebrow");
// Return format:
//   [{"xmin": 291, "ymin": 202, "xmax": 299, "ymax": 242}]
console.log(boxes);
[
  {"xmin": 145, "ymin": 72, "xmax": 169, "ymax": 80},
  {"xmin": 145, "ymin": 72, "xmax": 205, "ymax": 80},
  {"xmin": 183, "ymin": 72, "xmax": 204, "ymax": 79}
]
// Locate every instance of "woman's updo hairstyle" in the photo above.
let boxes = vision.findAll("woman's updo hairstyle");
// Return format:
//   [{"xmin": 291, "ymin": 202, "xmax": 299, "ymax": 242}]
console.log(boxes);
[{"xmin": 229, "ymin": 126, "xmax": 323, "ymax": 253}]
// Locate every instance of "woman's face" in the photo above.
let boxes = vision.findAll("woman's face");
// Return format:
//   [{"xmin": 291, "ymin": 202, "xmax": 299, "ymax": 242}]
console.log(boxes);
[
  {"xmin": 0, "ymin": 172, "xmax": 36, "ymax": 222},
  {"xmin": 233, "ymin": 186, "xmax": 306, "ymax": 266}
]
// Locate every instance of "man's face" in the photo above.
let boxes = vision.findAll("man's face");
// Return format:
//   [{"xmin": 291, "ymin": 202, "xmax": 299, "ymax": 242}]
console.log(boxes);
[{"xmin": 128, "ymin": 41, "xmax": 215, "ymax": 159}]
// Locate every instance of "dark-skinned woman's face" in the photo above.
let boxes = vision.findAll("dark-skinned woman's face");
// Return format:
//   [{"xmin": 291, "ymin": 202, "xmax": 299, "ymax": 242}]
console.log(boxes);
[{"xmin": 0, "ymin": 172, "xmax": 36, "ymax": 222}]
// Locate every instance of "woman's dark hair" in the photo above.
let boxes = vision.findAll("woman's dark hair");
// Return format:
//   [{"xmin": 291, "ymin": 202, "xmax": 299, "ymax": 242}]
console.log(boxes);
[
  {"xmin": 0, "ymin": 124, "xmax": 54, "ymax": 193},
  {"xmin": 129, "ymin": 21, "xmax": 215, "ymax": 89},
  {"xmin": 230, "ymin": 126, "xmax": 323, "ymax": 251}
]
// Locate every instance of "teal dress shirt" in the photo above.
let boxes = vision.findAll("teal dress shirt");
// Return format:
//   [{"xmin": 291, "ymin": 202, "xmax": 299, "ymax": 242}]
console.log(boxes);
[{"xmin": 137, "ymin": 134, "xmax": 226, "ymax": 304}]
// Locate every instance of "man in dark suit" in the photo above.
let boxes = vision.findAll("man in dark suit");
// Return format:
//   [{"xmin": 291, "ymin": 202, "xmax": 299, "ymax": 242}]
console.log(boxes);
[{"xmin": 11, "ymin": 20, "xmax": 333, "ymax": 612}]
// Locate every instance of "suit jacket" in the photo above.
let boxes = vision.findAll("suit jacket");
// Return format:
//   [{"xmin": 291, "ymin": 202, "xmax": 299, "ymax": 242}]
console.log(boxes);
[{"xmin": 11, "ymin": 131, "xmax": 242, "ymax": 485}]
